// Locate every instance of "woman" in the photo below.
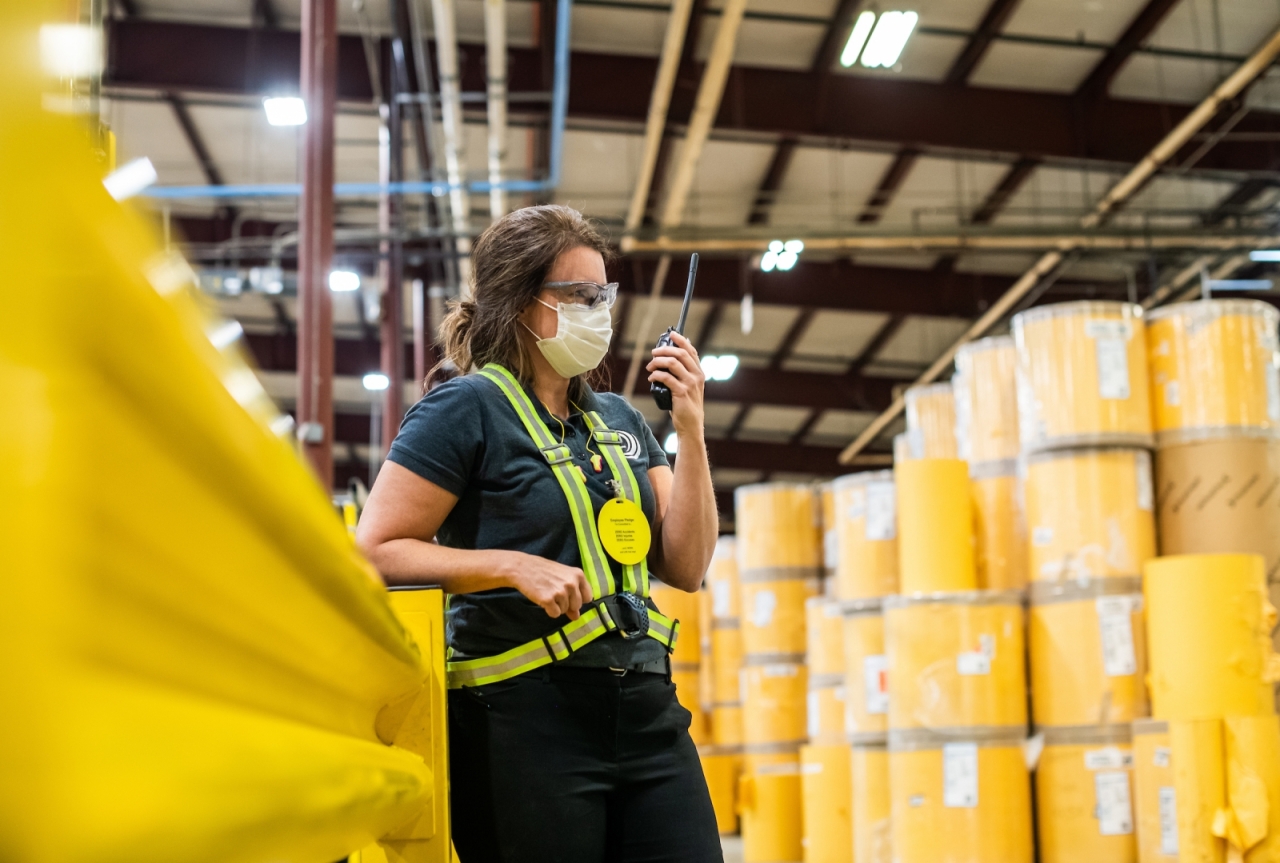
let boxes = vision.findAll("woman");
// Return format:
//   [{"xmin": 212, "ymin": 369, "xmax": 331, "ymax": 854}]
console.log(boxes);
[{"xmin": 357, "ymin": 205, "xmax": 722, "ymax": 863}]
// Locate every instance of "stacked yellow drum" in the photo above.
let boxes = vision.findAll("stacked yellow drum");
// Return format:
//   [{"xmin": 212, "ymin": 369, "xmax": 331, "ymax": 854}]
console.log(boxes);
[
  {"xmin": 702, "ymin": 536, "xmax": 743, "ymax": 834},
  {"xmin": 902, "ymin": 382, "xmax": 959, "ymax": 460},
  {"xmin": 953, "ymin": 336, "xmax": 1027, "ymax": 590},
  {"xmin": 649, "ymin": 577, "xmax": 707, "ymax": 744},
  {"xmin": 801, "ymin": 596, "xmax": 851, "ymax": 863},
  {"xmin": 1013, "ymin": 300, "xmax": 1156, "ymax": 861},
  {"xmin": 1146, "ymin": 300, "xmax": 1280, "ymax": 595},
  {"xmin": 735, "ymin": 483, "xmax": 821, "ymax": 863},
  {"xmin": 1137, "ymin": 554, "xmax": 1280, "ymax": 863},
  {"xmin": 884, "ymin": 591, "xmax": 1033, "ymax": 863}
]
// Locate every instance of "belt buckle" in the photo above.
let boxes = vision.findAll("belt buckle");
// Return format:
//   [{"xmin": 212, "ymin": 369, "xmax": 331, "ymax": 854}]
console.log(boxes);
[{"xmin": 613, "ymin": 592, "xmax": 650, "ymax": 639}]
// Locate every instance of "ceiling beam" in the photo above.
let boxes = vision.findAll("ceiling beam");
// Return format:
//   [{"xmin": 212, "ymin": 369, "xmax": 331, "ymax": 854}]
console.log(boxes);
[
  {"xmin": 943, "ymin": 0, "xmax": 1023, "ymax": 85},
  {"xmin": 969, "ymin": 156, "xmax": 1040, "ymax": 224},
  {"xmin": 164, "ymin": 92, "xmax": 226, "ymax": 186},
  {"xmin": 104, "ymin": 19, "xmax": 1280, "ymax": 174},
  {"xmin": 856, "ymin": 148, "xmax": 919, "ymax": 223},
  {"xmin": 252, "ymin": 0, "xmax": 280, "ymax": 30},
  {"xmin": 1074, "ymin": 0, "xmax": 1181, "ymax": 101},
  {"xmin": 746, "ymin": 138, "xmax": 796, "ymax": 225}
]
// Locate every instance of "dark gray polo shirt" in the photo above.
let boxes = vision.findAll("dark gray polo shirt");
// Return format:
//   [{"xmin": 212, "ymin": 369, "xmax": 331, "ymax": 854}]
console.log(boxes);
[{"xmin": 386, "ymin": 372, "xmax": 672, "ymax": 667}]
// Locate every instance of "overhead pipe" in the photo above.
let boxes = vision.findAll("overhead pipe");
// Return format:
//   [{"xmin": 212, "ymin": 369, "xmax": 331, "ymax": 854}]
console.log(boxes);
[
  {"xmin": 624, "ymin": 231, "xmax": 1280, "ymax": 254},
  {"xmin": 621, "ymin": 0, "xmax": 749, "ymax": 398},
  {"xmin": 484, "ymin": 0, "xmax": 509, "ymax": 220},
  {"xmin": 143, "ymin": 0, "xmax": 572, "ymax": 203},
  {"xmin": 839, "ymin": 22, "xmax": 1280, "ymax": 465},
  {"xmin": 427, "ymin": 0, "xmax": 473, "ymax": 297}
]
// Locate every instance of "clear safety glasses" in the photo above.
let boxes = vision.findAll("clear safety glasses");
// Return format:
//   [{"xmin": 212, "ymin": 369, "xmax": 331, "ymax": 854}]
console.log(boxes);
[{"xmin": 543, "ymin": 281, "xmax": 619, "ymax": 310}]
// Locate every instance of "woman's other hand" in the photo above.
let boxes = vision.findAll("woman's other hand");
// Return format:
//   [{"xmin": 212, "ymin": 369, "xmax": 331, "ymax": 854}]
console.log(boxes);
[
  {"xmin": 646, "ymin": 331, "xmax": 706, "ymax": 438},
  {"xmin": 500, "ymin": 551, "xmax": 594, "ymax": 619}
]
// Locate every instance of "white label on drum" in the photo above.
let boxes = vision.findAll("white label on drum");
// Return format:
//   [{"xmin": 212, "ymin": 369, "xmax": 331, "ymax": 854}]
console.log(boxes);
[
  {"xmin": 1095, "ymin": 337, "xmax": 1131, "ymax": 400},
  {"xmin": 1032, "ymin": 525, "xmax": 1054, "ymax": 546},
  {"xmin": 712, "ymin": 581, "xmax": 731, "ymax": 618},
  {"xmin": 1084, "ymin": 746, "xmax": 1134, "ymax": 771},
  {"xmin": 865, "ymin": 482, "xmax": 896, "ymax": 541},
  {"xmin": 1086, "ymin": 320, "xmax": 1134, "ymax": 340},
  {"xmin": 1153, "ymin": 746, "xmax": 1171, "ymax": 769},
  {"xmin": 807, "ymin": 690, "xmax": 820, "ymax": 739},
  {"xmin": 1095, "ymin": 771, "xmax": 1134, "ymax": 836},
  {"xmin": 801, "ymin": 761, "xmax": 824, "ymax": 775},
  {"xmin": 764, "ymin": 663, "xmax": 798, "ymax": 678},
  {"xmin": 824, "ymin": 601, "xmax": 843, "ymax": 618},
  {"xmin": 1159, "ymin": 787, "xmax": 1179, "ymax": 855},
  {"xmin": 1267, "ymin": 360, "xmax": 1280, "ymax": 421},
  {"xmin": 979, "ymin": 633, "xmax": 996, "ymax": 659},
  {"xmin": 957, "ymin": 651, "xmax": 991, "ymax": 675},
  {"xmin": 863, "ymin": 655, "xmax": 889, "ymax": 715},
  {"xmin": 751, "ymin": 590, "xmax": 776, "ymax": 629},
  {"xmin": 1096, "ymin": 597, "xmax": 1138, "ymax": 677},
  {"xmin": 1136, "ymin": 451, "xmax": 1154, "ymax": 512},
  {"xmin": 824, "ymin": 528, "xmax": 838, "ymax": 569},
  {"xmin": 1164, "ymin": 380, "xmax": 1181, "ymax": 407},
  {"xmin": 943, "ymin": 743, "xmax": 979, "ymax": 808}
]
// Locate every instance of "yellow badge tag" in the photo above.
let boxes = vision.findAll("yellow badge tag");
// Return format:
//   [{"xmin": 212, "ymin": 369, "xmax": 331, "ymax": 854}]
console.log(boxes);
[{"xmin": 598, "ymin": 497, "xmax": 651, "ymax": 566}]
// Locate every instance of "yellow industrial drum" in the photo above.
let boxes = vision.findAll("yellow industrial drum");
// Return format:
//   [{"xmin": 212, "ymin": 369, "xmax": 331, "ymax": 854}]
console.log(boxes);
[
  {"xmin": 740, "ymin": 757, "xmax": 804, "ymax": 863},
  {"xmin": 1146, "ymin": 299, "xmax": 1280, "ymax": 444},
  {"xmin": 1013, "ymin": 301, "xmax": 1153, "ymax": 452},
  {"xmin": 1222, "ymin": 714, "xmax": 1280, "ymax": 863},
  {"xmin": 1168, "ymin": 718, "xmax": 1226, "ymax": 863},
  {"xmin": 708, "ymin": 536, "xmax": 740, "ymax": 620},
  {"xmin": 842, "ymin": 599, "xmax": 888, "ymax": 742},
  {"xmin": 889, "ymin": 729, "xmax": 1034, "ymax": 863},
  {"xmin": 896, "ymin": 459, "xmax": 977, "ymax": 594},
  {"xmin": 1132, "ymin": 719, "xmax": 1177, "ymax": 863},
  {"xmin": 954, "ymin": 336, "xmax": 1021, "ymax": 464},
  {"xmin": 807, "ymin": 597, "xmax": 846, "ymax": 745},
  {"xmin": 736, "ymin": 482, "xmax": 823, "ymax": 571},
  {"xmin": 743, "ymin": 660, "xmax": 809, "ymax": 752},
  {"xmin": 832, "ymin": 471, "xmax": 898, "ymax": 599},
  {"xmin": 904, "ymin": 382, "xmax": 959, "ymax": 459},
  {"xmin": 851, "ymin": 741, "xmax": 892, "ymax": 863},
  {"xmin": 969, "ymin": 461, "xmax": 1027, "ymax": 590},
  {"xmin": 1023, "ymin": 447, "xmax": 1156, "ymax": 582},
  {"xmin": 820, "ymin": 482, "xmax": 837, "ymax": 579},
  {"xmin": 884, "ymin": 591, "xmax": 1027, "ymax": 731},
  {"xmin": 738, "ymin": 484, "xmax": 822, "ymax": 661},
  {"xmin": 651, "ymin": 578, "xmax": 708, "ymax": 743},
  {"xmin": 1144, "ymin": 554, "xmax": 1279, "ymax": 721},
  {"xmin": 699, "ymin": 747, "xmax": 741, "ymax": 834},
  {"xmin": 800, "ymin": 743, "xmax": 853, "ymax": 863},
  {"xmin": 700, "ymin": 587, "xmax": 715, "ymax": 716},
  {"xmin": 1035, "ymin": 725, "xmax": 1137, "ymax": 863},
  {"xmin": 1028, "ymin": 578, "xmax": 1148, "ymax": 727},
  {"xmin": 714, "ymin": 704, "xmax": 743, "ymax": 748},
  {"xmin": 1154, "ymin": 433, "xmax": 1280, "ymax": 582}
]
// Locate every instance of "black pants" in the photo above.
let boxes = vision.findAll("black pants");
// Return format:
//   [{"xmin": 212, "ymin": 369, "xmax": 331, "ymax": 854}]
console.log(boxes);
[{"xmin": 448, "ymin": 665, "xmax": 723, "ymax": 863}]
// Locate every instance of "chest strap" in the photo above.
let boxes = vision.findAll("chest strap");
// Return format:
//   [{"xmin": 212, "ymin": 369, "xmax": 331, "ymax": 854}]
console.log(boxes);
[
  {"xmin": 447, "ymin": 595, "xmax": 680, "ymax": 688},
  {"xmin": 582, "ymin": 411, "xmax": 650, "ymax": 598}
]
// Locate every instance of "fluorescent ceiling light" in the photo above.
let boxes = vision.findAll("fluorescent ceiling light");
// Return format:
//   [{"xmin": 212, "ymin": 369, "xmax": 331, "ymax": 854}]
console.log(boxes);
[
  {"xmin": 664, "ymin": 432, "xmax": 679, "ymax": 454},
  {"xmin": 263, "ymin": 96, "xmax": 307, "ymax": 126},
  {"xmin": 362, "ymin": 372, "xmax": 390, "ymax": 391},
  {"xmin": 701, "ymin": 354, "xmax": 740, "ymax": 382},
  {"xmin": 329, "ymin": 270, "xmax": 361, "ymax": 292},
  {"xmin": 102, "ymin": 157, "xmax": 157, "ymax": 201},
  {"xmin": 39, "ymin": 24, "xmax": 103, "ymax": 78},
  {"xmin": 761, "ymin": 239, "xmax": 802, "ymax": 272},
  {"xmin": 862, "ymin": 11, "xmax": 918, "ymax": 69},
  {"xmin": 1249, "ymin": 250, "xmax": 1280, "ymax": 262},
  {"xmin": 840, "ymin": 11, "xmax": 877, "ymax": 68}
]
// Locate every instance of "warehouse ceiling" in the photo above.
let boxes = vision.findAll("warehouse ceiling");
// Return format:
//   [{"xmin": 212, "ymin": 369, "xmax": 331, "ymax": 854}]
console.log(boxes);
[{"xmin": 101, "ymin": 0, "xmax": 1280, "ymax": 503}]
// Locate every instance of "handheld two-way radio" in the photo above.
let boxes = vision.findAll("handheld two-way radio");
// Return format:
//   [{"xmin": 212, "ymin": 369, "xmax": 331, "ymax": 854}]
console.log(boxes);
[{"xmin": 650, "ymin": 253, "xmax": 699, "ymax": 412}]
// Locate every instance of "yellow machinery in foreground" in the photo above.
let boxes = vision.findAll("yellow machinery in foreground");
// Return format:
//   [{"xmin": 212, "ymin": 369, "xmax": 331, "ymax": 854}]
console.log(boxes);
[{"xmin": 0, "ymin": 7, "xmax": 451, "ymax": 860}]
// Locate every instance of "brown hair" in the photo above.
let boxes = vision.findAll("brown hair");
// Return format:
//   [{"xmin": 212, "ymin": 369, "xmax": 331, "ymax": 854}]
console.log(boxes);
[{"xmin": 431, "ymin": 205, "xmax": 614, "ymax": 397}]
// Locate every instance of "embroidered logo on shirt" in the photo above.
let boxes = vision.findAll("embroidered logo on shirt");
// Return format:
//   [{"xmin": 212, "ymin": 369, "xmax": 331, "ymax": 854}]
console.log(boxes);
[{"xmin": 614, "ymin": 429, "xmax": 642, "ymax": 460}]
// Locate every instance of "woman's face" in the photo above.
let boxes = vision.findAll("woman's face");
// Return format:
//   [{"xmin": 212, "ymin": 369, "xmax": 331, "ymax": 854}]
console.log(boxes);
[{"xmin": 522, "ymin": 245, "xmax": 608, "ymax": 340}]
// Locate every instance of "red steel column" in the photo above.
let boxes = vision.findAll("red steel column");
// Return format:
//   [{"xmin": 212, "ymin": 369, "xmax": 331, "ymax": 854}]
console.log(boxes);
[
  {"xmin": 297, "ymin": 0, "xmax": 337, "ymax": 490},
  {"xmin": 379, "ymin": 15, "xmax": 405, "ymax": 455}
]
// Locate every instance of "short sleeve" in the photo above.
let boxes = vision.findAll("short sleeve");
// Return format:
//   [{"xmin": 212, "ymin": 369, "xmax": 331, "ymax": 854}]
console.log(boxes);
[
  {"xmin": 386, "ymin": 378, "xmax": 483, "ymax": 496},
  {"xmin": 637, "ymin": 408, "xmax": 670, "ymax": 470}
]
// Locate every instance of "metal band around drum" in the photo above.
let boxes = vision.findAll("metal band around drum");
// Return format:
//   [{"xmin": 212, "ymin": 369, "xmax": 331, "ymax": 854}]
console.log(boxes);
[
  {"xmin": 1028, "ymin": 576, "xmax": 1143, "ymax": 605},
  {"xmin": 849, "ymin": 731, "xmax": 889, "ymax": 747},
  {"xmin": 808, "ymin": 673, "xmax": 843, "ymax": 690},
  {"xmin": 711, "ymin": 617, "xmax": 741, "ymax": 629},
  {"xmin": 1038, "ymin": 723, "xmax": 1133, "ymax": 747},
  {"xmin": 754, "ymin": 760, "xmax": 803, "ymax": 776},
  {"xmin": 1133, "ymin": 718, "xmax": 1170, "ymax": 736},
  {"xmin": 840, "ymin": 597, "xmax": 885, "ymax": 616},
  {"xmin": 889, "ymin": 726, "xmax": 1028, "ymax": 751},
  {"xmin": 739, "ymin": 566, "xmax": 822, "ymax": 584},
  {"xmin": 884, "ymin": 588, "xmax": 1026, "ymax": 609},
  {"xmin": 1023, "ymin": 437, "xmax": 1156, "ymax": 461},
  {"xmin": 697, "ymin": 744, "xmax": 744, "ymax": 758},
  {"xmin": 742, "ymin": 653, "xmax": 806, "ymax": 667},
  {"xmin": 713, "ymin": 700, "xmax": 742, "ymax": 710},
  {"xmin": 743, "ymin": 740, "xmax": 804, "ymax": 756},
  {"xmin": 672, "ymin": 661, "xmax": 700, "ymax": 674},
  {"xmin": 969, "ymin": 458, "xmax": 1018, "ymax": 481}
]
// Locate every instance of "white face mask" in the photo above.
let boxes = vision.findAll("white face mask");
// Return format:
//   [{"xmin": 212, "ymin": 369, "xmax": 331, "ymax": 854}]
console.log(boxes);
[{"xmin": 526, "ymin": 298, "xmax": 613, "ymax": 379}]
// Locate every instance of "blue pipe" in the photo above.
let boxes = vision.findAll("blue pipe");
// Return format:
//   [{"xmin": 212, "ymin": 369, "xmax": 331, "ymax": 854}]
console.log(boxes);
[{"xmin": 144, "ymin": 0, "xmax": 572, "ymax": 201}]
